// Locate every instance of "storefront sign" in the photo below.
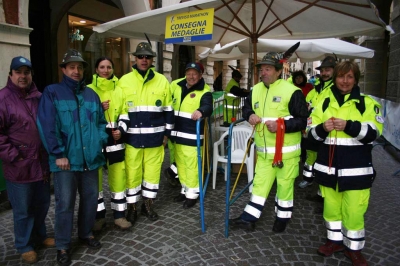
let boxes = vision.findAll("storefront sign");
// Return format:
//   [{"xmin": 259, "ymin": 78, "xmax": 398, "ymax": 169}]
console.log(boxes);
[{"xmin": 165, "ymin": 8, "xmax": 214, "ymax": 44}]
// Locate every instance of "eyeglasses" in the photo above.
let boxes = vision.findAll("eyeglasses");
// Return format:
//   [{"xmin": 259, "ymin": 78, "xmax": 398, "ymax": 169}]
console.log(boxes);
[{"xmin": 137, "ymin": 55, "xmax": 153, "ymax": 60}]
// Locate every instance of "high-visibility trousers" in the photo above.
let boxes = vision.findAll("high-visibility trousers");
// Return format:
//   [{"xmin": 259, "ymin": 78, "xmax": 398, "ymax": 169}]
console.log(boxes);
[
  {"xmin": 175, "ymin": 144, "xmax": 201, "ymax": 199},
  {"xmin": 242, "ymin": 156, "xmax": 299, "ymax": 221},
  {"xmin": 321, "ymin": 185, "xmax": 369, "ymax": 250},
  {"xmin": 125, "ymin": 144, "xmax": 164, "ymax": 202}
]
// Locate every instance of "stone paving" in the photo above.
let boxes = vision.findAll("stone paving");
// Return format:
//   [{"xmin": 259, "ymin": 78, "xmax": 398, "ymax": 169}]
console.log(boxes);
[{"xmin": 1, "ymin": 140, "xmax": 400, "ymax": 265}]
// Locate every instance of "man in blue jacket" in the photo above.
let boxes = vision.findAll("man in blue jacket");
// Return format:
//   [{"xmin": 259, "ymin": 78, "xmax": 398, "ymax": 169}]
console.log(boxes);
[{"xmin": 37, "ymin": 49, "xmax": 108, "ymax": 266}]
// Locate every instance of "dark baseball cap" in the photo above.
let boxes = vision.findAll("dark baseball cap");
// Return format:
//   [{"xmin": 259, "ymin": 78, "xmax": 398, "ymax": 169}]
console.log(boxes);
[
  {"xmin": 185, "ymin": 63, "xmax": 202, "ymax": 74},
  {"xmin": 10, "ymin": 56, "xmax": 32, "ymax": 71}
]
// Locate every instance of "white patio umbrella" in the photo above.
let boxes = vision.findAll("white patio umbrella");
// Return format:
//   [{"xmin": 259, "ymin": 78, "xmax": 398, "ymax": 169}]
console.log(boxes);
[
  {"xmin": 199, "ymin": 38, "xmax": 375, "ymax": 62},
  {"xmin": 93, "ymin": 0, "xmax": 391, "ymax": 50},
  {"xmin": 93, "ymin": 0, "xmax": 391, "ymax": 83}
]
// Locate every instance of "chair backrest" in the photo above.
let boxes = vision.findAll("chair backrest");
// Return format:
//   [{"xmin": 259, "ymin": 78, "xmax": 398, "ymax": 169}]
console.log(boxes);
[
  {"xmin": 215, "ymin": 126, "xmax": 253, "ymax": 157},
  {"xmin": 230, "ymin": 126, "xmax": 253, "ymax": 154}
]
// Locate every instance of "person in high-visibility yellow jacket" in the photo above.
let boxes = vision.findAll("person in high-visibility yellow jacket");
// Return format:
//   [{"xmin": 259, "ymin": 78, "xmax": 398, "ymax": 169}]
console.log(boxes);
[
  {"xmin": 299, "ymin": 56, "xmax": 336, "ymax": 190},
  {"xmin": 229, "ymin": 44, "xmax": 309, "ymax": 233},
  {"xmin": 88, "ymin": 57, "xmax": 132, "ymax": 231},
  {"xmin": 223, "ymin": 67, "xmax": 249, "ymax": 125},
  {"xmin": 170, "ymin": 63, "xmax": 213, "ymax": 209},
  {"xmin": 118, "ymin": 42, "xmax": 174, "ymax": 226},
  {"xmin": 307, "ymin": 61, "xmax": 383, "ymax": 265}
]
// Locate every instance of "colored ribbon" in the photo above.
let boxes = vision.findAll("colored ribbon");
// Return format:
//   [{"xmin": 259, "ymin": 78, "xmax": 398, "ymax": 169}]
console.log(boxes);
[{"xmin": 273, "ymin": 118, "xmax": 285, "ymax": 168}]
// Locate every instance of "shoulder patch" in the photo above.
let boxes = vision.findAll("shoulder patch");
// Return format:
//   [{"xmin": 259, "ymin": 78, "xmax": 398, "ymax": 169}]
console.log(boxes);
[{"xmin": 376, "ymin": 115, "xmax": 384, "ymax": 124}]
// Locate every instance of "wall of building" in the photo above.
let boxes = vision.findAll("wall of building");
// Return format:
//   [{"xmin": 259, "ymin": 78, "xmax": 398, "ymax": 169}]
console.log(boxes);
[
  {"xmin": 0, "ymin": 1, "xmax": 32, "ymax": 87},
  {"xmin": 387, "ymin": 0, "xmax": 400, "ymax": 102}
]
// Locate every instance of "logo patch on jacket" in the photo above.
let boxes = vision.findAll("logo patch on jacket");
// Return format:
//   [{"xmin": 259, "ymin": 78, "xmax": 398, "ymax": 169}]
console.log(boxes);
[
  {"xmin": 190, "ymin": 93, "xmax": 196, "ymax": 98},
  {"xmin": 156, "ymin": 99, "xmax": 162, "ymax": 107},
  {"xmin": 254, "ymin": 102, "xmax": 259, "ymax": 109},
  {"xmin": 272, "ymin": 96, "xmax": 281, "ymax": 102},
  {"xmin": 375, "ymin": 115, "xmax": 384, "ymax": 124}
]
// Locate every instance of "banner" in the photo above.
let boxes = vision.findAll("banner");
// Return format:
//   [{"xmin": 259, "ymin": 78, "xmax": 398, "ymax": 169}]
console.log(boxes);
[
  {"xmin": 382, "ymin": 100, "xmax": 400, "ymax": 150},
  {"xmin": 165, "ymin": 8, "xmax": 214, "ymax": 44}
]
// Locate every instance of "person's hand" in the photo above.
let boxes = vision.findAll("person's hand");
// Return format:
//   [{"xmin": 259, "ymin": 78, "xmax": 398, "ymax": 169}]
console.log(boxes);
[
  {"xmin": 56, "ymin": 158, "xmax": 70, "ymax": 171},
  {"xmin": 323, "ymin": 117, "xmax": 335, "ymax": 132},
  {"xmin": 249, "ymin": 114, "xmax": 261, "ymax": 126},
  {"xmin": 265, "ymin": 120, "xmax": 277, "ymax": 133},
  {"xmin": 332, "ymin": 118, "xmax": 346, "ymax": 131},
  {"xmin": 112, "ymin": 129, "xmax": 121, "ymax": 141},
  {"xmin": 101, "ymin": 100, "xmax": 111, "ymax": 111},
  {"xmin": 191, "ymin": 110, "xmax": 203, "ymax": 120}
]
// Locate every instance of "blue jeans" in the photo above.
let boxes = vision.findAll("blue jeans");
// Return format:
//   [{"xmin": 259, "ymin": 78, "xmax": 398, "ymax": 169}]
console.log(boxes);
[
  {"xmin": 6, "ymin": 180, "xmax": 51, "ymax": 254},
  {"xmin": 53, "ymin": 169, "xmax": 99, "ymax": 250}
]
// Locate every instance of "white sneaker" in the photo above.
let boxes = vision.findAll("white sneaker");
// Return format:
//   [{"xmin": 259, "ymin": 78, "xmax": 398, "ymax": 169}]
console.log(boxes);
[{"xmin": 298, "ymin": 180, "xmax": 313, "ymax": 188}]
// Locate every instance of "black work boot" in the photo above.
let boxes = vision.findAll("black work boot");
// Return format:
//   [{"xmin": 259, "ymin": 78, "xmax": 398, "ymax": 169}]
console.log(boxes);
[
  {"xmin": 141, "ymin": 198, "xmax": 159, "ymax": 221},
  {"xmin": 272, "ymin": 218, "xmax": 287, "ymax": 233},
  {"xmin": 126, "ymin": 203, "xmax": 138, "ymax": 226},
  {"xmin": 228, "ymin": 217, "xmax": 255, "ymax": 231}
]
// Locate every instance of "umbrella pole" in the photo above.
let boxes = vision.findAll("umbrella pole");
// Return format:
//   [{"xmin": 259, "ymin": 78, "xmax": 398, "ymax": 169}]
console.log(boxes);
[
  {"xmin": 252, "ymin": 40, "xmax": 258, "ymax": 86},
  {"xmin": 251, "ymin": 0, "xmax": 258, "ymax": 86}
]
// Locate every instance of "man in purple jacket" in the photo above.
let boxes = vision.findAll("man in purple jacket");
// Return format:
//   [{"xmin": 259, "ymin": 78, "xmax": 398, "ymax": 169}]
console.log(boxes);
[{"xmin": 0, "ymin": 56, "xmax": 54, "ymax": 264}]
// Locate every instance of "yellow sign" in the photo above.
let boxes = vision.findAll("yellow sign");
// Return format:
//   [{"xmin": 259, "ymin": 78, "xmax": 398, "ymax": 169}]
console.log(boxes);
[{"xmin": 165, "ymin": 8, "xmax": 214, "ymax": 44}]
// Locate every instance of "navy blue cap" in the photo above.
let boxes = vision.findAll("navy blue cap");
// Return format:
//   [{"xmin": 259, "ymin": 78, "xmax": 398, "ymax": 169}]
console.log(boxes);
[
  {"xmin": 185, "ymin": 63, "xmax": 202, "ymax": 73},
  {"xmin": 10, "ymin": 56, "xmax": 32, "ymax": 70}
]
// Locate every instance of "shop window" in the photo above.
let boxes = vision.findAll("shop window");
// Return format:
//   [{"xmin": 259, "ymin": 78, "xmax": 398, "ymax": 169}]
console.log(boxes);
[{"xmin": 68, "ymin": 14, "xmax": 124, "ymax": 82}]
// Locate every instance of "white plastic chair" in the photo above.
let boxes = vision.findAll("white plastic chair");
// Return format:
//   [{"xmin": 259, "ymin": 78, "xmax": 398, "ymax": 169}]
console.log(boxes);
[{"xmin": 212, "ymin": 126, "xmax": 255, "ymax": 192}]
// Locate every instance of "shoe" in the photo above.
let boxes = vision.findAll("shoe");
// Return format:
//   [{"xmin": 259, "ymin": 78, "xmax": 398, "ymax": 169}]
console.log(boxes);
[
  {"xmin": 42, "ymin": 237, "xmax": 56, "ymax": 248},
  {"xmin": 21, "ymin": 250, "xmax": 37, "ymax": 264},
  {"xmin": 272, "ymin": 219, "xmax": 287, "ymax": 233},
  {"xmin": 92, "ymin": 218, "xmax": 106, "ymax": 232},
  {"xmin": 79, "ymin": 236, "xmax": 102, "ymax": 250},
  {"xmin": 298, "ymin": 180, "xmax": 313, "ymax": 188},
  {"xmin": 183, "ymin": 198, "xmax": 197, "ymax": 209},
  {"xmin": 56, "ymin": 249, "xmax": 71, "ymax": 266},
  {"xmin": 306, "ymin": 194, "xmax": 324, "ymax": 203},
  {"xmin": 126, "ymin": 203, "xmax": 138, "ymax": 226},
  {"xmin": 344, "ymin": 249, "xmax": 368, "ymax": 266},
  {"xmin": 228, "ymin": 217, "xmax": 255, "ymax": 231},
  {"xmin": 114, "ymin": 217, "xmax": 132, "ymax": 230},
  {"xmin": 173, "ymin": 193, "xmax": 186, "ymax": 202},
  {"xmin": 164, "ymin": 168, "xmax": 180, "ymax": 187},
  {"xmin": 141, "ymin": 198, "xmax": 159, "ymax": 221},
  {"xmin": 317, "ymin": 240, "xmax": 345, "ymax": 256}
]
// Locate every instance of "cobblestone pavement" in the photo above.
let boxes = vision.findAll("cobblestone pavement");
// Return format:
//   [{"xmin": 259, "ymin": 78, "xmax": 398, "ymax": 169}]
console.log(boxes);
[{"xmin": 1, "ymin": 141, "xmax": 400, "ymax": 265}]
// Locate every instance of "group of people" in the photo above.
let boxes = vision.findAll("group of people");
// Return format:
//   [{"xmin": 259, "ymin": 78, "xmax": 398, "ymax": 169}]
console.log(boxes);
[
  {"xmin": 0, "ymin": 40, "xmax": 383, "ymax": 266},
  {"xmin": 0, "ymin": 41, "xmax": 212, "ymax": 265},
  {"xmin": 228, "ymin": 49, "xmax": 383, "ymax": 266}
]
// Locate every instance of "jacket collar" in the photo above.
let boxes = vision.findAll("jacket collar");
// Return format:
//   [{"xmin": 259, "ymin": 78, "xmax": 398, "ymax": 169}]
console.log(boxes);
[
  {"xmin": 62, "ymin": 74, "xmax": 86, "ymax": 94},
  {"xmin": 6, "ymin": 77, "xmax": 40, "ymax": 98},
  {"xmin": 331, "ymin": 84, "xmax": 361, "ymax": 106},
  {"xmin": 132, "ymin": 65, "xmax": 155, "ymax": 82},
  {"xmin": 91, "ymin": 74, "xmax": 118, "ymax": 91}
]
